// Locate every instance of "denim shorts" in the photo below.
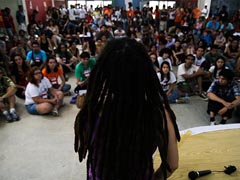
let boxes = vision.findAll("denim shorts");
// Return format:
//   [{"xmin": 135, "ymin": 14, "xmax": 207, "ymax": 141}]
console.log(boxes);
[{"xmin": 25, "ymin": 103, "xmax": 39, "ymax": 115}]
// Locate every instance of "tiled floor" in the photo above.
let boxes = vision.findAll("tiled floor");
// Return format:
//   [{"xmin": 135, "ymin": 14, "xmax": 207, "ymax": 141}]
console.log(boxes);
[{"xmin": 0, "ymin": 73, "xmax": 239, "ymax": 180}]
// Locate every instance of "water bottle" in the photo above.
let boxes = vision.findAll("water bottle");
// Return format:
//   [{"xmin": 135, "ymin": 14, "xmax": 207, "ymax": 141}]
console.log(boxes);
[{"xmin": 184, "ymin": 93, "xmax": 190, "ymax": 104}]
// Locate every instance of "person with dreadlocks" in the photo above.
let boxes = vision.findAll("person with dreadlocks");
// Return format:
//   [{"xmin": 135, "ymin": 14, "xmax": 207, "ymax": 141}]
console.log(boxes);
[{"xmin": 74, "ymin": 38, "xmax": 180, "ymax": 180}]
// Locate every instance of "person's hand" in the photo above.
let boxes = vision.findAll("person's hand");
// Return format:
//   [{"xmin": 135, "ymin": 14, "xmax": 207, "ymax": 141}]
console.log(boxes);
[
  {"xmin": 77, "ymin": 81, "xmax": 85, "ymax": 87},
  {"xmin": 218, "ymin": 107, "xmax": 228, "ymax": 116},
  {"xmin": 0, "ymin": 96, "xmax": 4, "ymax": 102},
  {"xmin": 222, "ymin": 101, "xmax": 232, "ymax": 108},
  {"xmin": 66, "ymin": 64, "xmax": 73, "ymax": 71},
  {"xmin": 49, "ymin": 97, "xmax": 58, "ymax": 105}
]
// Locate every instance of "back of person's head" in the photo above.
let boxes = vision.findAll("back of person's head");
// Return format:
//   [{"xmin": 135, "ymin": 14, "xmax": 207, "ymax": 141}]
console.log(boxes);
[
  {"xmin": 219, "ymin": 69, "xmax": 235, "ymax": 82},
  {"xmin": 75, "ymin": 38, "xmax": 179, "ymax": 179}
]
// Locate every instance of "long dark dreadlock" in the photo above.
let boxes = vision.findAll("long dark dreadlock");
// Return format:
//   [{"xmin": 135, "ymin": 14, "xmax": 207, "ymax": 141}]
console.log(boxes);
[{"xmin": 74, "ymin": 38, "xmax": 180, "ymax": 180}]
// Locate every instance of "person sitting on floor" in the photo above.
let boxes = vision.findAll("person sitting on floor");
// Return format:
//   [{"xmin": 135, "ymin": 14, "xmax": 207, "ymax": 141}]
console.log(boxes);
[
  {"xmin": 70, "ymin": 51, "xmax": 95, "ymax": 104},
  {"xmin": 10, "ymin": 54, "xmax": 31, "ymax": 99},
  {"xmin": 24, "ymin": 67, "xmax": 64, "ymax": 116},
  {"xmin": 177, "ymin": 54, "xmax": 205, "ymax": 97},
  {"xmin": 207, "ymin": 69, "xmax": 240, "ymax": 125},
  {"xmin": 26, "ymin": 41, "xmax": 47, "ymax": 69},
  {"xmin": 0, "ymin": 67, "xmax": 20, "ymax": 122},
  {"xmin": 157, "ymin": 61, "xmax": 185, "ymax": 103},
  {"xmin": 42, "ymin": 56, "xmax": 71, "ymax": 96}
]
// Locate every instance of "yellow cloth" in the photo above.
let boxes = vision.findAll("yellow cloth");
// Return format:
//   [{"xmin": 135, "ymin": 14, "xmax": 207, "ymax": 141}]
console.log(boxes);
[{"xmin": 153, "ymin": 129, "xmax": 240, "ymax": 180}]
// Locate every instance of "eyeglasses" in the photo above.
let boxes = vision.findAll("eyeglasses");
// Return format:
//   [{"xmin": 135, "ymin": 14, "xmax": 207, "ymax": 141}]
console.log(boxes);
[{"xmin": 34, "ymin": 71, "xmax": 42, "ymax": 75}]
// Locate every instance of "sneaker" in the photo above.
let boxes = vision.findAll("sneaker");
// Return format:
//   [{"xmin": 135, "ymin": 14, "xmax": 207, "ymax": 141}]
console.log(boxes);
[
  {"xmin": 51, "ymin": 108, "xmax": 59, "ymax": 116},
  {"xmin": 199, "ymin": 92, "xmax": 208, "ymax": 100},
  {"xmin": 220, "ymin": 119, "xmax": 227, "ymax": 124},
  {"xmin": 70, "ymin": 95, "xmax": 77, "ymax": 104},
  {"xmin": 10, "ymin": 111, "xmax": 20, "ymax": 121},
  {"xmin": 4, "ymin": 112, "xmax": 14, "ymax": 123},
  {"xmin": 176, "ymin": 99, "xmax": 186, "ymax": 104},
  {"xmin": 210, "ymin": 121, "xmax": 216, "ymax": 126}
]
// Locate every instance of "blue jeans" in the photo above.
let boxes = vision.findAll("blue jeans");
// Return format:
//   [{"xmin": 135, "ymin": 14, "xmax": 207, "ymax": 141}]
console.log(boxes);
[
  {"xmin": 168, "ymin": 90, "xmax": 180, "ymax": 104},
  {"xmin": 25, "ymin": 103, "xmax": 39, "ymax": 115},
  {"xmin": 225, "ymin": 59, "xmax": 237, "ymax": 71}
]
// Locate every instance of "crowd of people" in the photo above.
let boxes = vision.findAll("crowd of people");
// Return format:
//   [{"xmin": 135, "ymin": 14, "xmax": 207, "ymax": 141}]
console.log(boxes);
[{"xmin": 0, "ymin": 3, "xmax": 240, "ymax": 124}]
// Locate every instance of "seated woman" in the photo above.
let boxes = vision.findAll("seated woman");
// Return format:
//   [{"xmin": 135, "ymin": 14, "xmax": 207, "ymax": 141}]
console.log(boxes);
[
  {"xmin": 56, "ymin": 43, "xmax": 77, "ymax": 77},
  {"xmin": 149, "ymin": 52, "xmax": 160, "ymax": 72},
  {"xmin": 10, "ymin": 54, "xmax": 31, "ymax": 99},
  {"xmin": 24, "ymin": 67, "xmax": 64, "ymax": 116},
  {"xmin": 158, "ymin": 61, "xmax": 185, "ymax": 103},
  {"xmin": 209, "ymin": 57, "xmax": 227, "ymax": 81},
  {"xmin": 42, "ymin": 56, "xmax": 71, "ymax": 96}
]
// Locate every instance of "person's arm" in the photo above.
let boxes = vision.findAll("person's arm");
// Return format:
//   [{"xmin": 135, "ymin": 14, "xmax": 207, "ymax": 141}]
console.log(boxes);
[
  {"xmin": 32, "ymin": 95, "xmax": 57, "ymax": 104},
  {"xmin": 182, "ymin": 69, "xmax": 204, "ymax": 79},
  {"xmin": 0, "ymin": 77, "xmax": 17, "ymax": 101},
  {"xmin": 49, "ymin": 87, "xmax": 59, "ymax": 99},
  {"xmin": 166, "ymin": 83, "xmax": 175, "ymax": 96},
  {"xmin": 207, "ymin": 92, "xmax": 232, "ymax": 108},
  {"xmin": 154, "ymin": 109, "xmax": 179, "ymax": 180},
  {"xmin": 0, "ymin": 86, "xmax": 17, "ymax": 101},
  {"xmin": 59, "ymin": 73, "xmax": 66, "ymax": 91}
]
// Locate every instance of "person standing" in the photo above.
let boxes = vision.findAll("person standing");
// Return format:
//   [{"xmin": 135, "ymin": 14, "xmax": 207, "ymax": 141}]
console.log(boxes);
[
  {"xmin": 74, "ymin": 38, "xmax": 180, "ymax": 180},
  {"xmin": 0, "ymin": 8, "xmax": 6, "ymax": 35},
  {"xmin": 200, "ymin": 4, "xmax": 209, "ymax": 20},
  {"xmin": 16, "ymin": 5, "xmax": 27, "ymax": 32},
  {"xmin": 3, "ymin": 7, "xmax": 16, "ymax": 39}
]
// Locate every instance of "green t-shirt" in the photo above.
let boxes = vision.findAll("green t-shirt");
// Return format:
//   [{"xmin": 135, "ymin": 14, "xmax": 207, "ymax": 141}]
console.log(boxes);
[
  {"xmin": 204, "ymin": 52, "xmax": 223, "ymax": 65},
  {"xmin": 75, "ymin": 58, "xmax": 96, "ymax": 81}
]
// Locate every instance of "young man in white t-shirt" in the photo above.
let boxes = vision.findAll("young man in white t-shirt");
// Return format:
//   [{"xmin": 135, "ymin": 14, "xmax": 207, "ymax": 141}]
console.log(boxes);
[{"xmin": 177, "ymin": 54, "xmax": 205, "ymax": 96}]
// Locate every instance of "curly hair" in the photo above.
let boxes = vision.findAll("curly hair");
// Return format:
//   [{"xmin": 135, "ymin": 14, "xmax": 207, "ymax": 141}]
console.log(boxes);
[
  {"xmin": 28, "ymin": 66, "xmax": 43, "ymax": 87},
  {"xmin": 74, "ymin": 38, "xmax": 180, "ymax": 180}
]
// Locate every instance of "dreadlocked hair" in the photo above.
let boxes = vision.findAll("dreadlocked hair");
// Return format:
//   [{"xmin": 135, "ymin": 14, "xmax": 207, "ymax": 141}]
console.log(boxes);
[{"xmin": 74, "ymin": 38, "xmax": 180, "ymax": 180}]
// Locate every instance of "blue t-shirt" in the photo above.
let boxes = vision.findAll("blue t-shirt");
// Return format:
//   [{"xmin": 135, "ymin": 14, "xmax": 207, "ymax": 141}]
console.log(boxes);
[{"xmin": 26, "ymin": 50, "xmax": 47, "ymax": 66}]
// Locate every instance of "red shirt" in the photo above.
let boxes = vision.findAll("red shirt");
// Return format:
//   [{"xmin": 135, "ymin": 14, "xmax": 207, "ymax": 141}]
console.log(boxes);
[{"xmin": 0, "ymin": 11, "xmax": 5, "ymax": 28}]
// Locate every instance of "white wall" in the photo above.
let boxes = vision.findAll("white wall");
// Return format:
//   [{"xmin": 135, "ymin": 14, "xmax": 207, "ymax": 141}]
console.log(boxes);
[{"xmin": 198, "ymin": 0, "xmax": 212, "ymax": 18}]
